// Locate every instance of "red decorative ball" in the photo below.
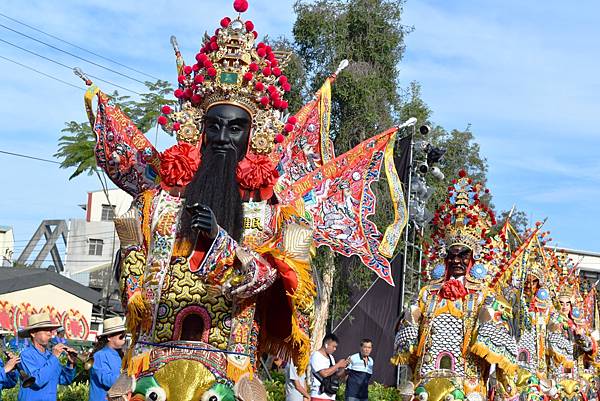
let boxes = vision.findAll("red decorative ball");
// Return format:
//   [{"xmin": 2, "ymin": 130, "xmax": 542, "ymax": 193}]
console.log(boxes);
[
  {"xmin": 183, "ymin": 88, "xmax": 193, "ymax": 98},
  {"xmin": 271, "ymin": 59, "xmax": 279, "ymax": 68},
  {"xmin": 280, "ymin": 100, "xmax": 289, "ymax": 109},
  {"xmin": 210, "ymin": 42, "xmax": 219, "ymax": 51},
  {"xmin": 262, "ymin": 67, "xmax": 271, "ymax": 76},
  {"xmin": 284, "ymin": 123, "xmax": 294, "ymax": 133},
  {"xmin": 161, "ymin": 105, "xmax": 172, "ymax": 114},
  {"xmin": 233, "ymin": 0, "xmax": 249, "ymax": 13},
  {"xmin": 265, "ymin": 45, "xmax": 272, "ymax": 54},
  {"xmin": 195, "ymin": 53, "xmax": 206, "ymax": 63},
  {"xmin": 257, "ymin": 48, "xmax": 267, "ymax": 58},
  {"xmin": 207, "ymin": 67, "xmax": 217, "ymax": 77},
  {"xmin": 255, "ymin": 82, "xmax": 265, "ymax": 91},
  {"xmin": 192, "ymin": 64, "xmax": 200, "ymax": 72},
  {"xmin": 458, "ymin": 169, "xmax": 467, "ymax": 178},
  {"xmin": 243, "ymin": 72, "xmax": 253, "ymax": 81},
  {"xmin": 203, "ymin": 59, "xmax": 213, "ymax": 69},
  {"xmin": 270, "ymin": 91, "xmax": 280, "ymax": 100},
  {"xmin": 249, "ymin": 63, "xmax": 259, "ymax": 72},
  {"xmin": 275, "ymin": 133, "xmax": 285, "ymax": 143},
  {"xmin": 157, "ymin": 116, "xmax": 168, "ymax": 125},
  {"xmin": 191, "ymin": 94, "xmax": 202, "ymax": 104},
  {"xmin": 260, "ymin": 96, "xmax": 269, "ymax": 106},
  {"xmin": 252, "ymin": 31, "xmax": 258, "ymax": 39},
  {"xmin": 272, "ymin": 67, "xmax": 281, "ymax": 77},
  {"xmin": 245, "ymin": 21, "xmax": 254, "ymax": 31},
  {"xmin": 210, "ymin": 35, "xmax": 217, "ymax": 43},
  {"xmin": 183, "ymin": 65, "xmax": 193, "ymax": 75},
  {"xmin": 220, "ymin": 17, "xmax": 231, "ymax": 28},
  {"xmin": 272, "ymin": 99, "xmax": 282, "ymax": 109},
  {"xmin": 172, "ymin": 122, "xmax": 181, "ymax": 131},
  {"xmin": 194, "ymin": 75, "xmax": 205, "ymax": 84},
  {"xmin": 177, "ymin": 75, "xmax": 186, "ymax": 84},
  {"xmin": 287, "ymin": 116, "xmax": 297, "ymax": 125},
  {"xmin": 174, "ymin": 89, "xmax": 184, "ymax": 98},
  {"xmin": 278, "ymin": 75, "xmax": 288, "ymax": 85},
  {"xmin": 257, "ymin": 42, "xmax": 265, "ymax": 49},
  {"xmin": 282, "ymin": 83, "xmax": 291, "ymax": 92}
]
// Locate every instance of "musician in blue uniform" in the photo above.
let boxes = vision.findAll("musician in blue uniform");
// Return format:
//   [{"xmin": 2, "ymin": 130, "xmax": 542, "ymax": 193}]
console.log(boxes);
[
  {"xmin": 0, "ymin": 329, "xmax": 19, "ymax": 401},
  {"xmin": 88, "ymin": 316, "xmax": 125, "ymax": 401},
  {"xmin": 17, "ymin": 313, "xmax": 76, "ymax": 401}
]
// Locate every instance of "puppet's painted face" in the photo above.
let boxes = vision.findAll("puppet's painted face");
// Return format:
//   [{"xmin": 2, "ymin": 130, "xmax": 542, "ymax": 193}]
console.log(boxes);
[
  {"xmin": 559, "ymin": 296, "xmax": 572, "ymax": 316},
  {"xmin": 445, "ymin": 245, "xmax": 472, "ymax": 279},
  {"xmin": 524, "ymin": 275, "xmax": 540, "ymax": 298},
  {"xmin": 203, "ymin": 104, "xmax": 251, "ymax": 162}
]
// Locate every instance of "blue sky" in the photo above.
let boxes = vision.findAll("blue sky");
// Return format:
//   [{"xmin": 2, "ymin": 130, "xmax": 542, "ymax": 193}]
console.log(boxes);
[{"xmin": 0, "ymin": 0, "xmax": 598, "ymax": 261}]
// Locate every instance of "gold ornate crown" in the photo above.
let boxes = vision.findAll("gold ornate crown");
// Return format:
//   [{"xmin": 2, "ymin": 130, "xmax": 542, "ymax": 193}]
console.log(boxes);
[
  {"xmin": 552, "ymin": 250, "xmax": 580, "ymax": 299},
  {"xmin": 157, "ymin": 0, "xmax": 295, "ymax": 155},
  {"xmin": 522, "ymin": 229, "xmax": 552, "ymax": 283},
  {"xmin": 423, "ymin": 170, "xmax": 510, "ymax": 285},
  {"xmin": 429, "ymin": 170, "xmax": 496, "ymax": 260}
]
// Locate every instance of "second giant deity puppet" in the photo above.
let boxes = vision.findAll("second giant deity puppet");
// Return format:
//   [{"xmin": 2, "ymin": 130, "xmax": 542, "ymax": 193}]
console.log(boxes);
[
  {"xmin": 78, "ymin": 1, "xmax": 407, "ymax": 400},
  {"xmin": 391, "ymin": 171, "xmax": 519, "ymax": 401}
]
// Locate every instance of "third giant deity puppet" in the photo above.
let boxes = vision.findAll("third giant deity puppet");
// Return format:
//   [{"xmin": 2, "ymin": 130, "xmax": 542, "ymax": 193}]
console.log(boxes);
[{"xmin": 78, "ymin": 1, "xmax": 407, "ymax": 400}]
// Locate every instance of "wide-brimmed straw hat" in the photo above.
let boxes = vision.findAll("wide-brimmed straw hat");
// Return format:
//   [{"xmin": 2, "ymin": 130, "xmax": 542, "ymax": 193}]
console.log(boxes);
[
  {"xmin": 98, "ymin": 316, "xmax": 126, "ymax": 338},
  {"xmin": 18, "ymin": 313, "xmax": 62, "ymax": 338}
]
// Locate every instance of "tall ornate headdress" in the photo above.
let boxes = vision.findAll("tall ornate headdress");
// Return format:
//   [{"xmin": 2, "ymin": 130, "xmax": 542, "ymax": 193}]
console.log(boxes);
[
  {"xmin": 519, "ymin": 227, "xmax": 552, "ymax": 284},
  {"xmin": 157, "ymin": 0, "xmax": 294, "ymax": 157},
  {"xmin": 550, "ymin": 250, "xmax": 581, "ymax": 300},
  {"xmin": 424, "ymin": 170, "xmax": 509, "ymax": 285}
]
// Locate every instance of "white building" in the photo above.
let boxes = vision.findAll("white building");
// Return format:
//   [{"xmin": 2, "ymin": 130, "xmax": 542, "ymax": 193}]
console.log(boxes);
[
  {"xmin": 0, "ymin": 226, "xmax": 14, "ymax": 267},
  {"xmin": 549, "ymin": 246, "xmax": 600, "ymax": 285},
  {"xmin": 64, "ymin": 189, "xmax": 132, "ymax": 292}
]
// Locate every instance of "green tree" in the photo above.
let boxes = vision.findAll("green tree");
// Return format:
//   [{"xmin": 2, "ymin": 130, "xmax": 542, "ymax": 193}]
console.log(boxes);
[
  {"xmin": 293, "ymin": 0, "xmax": 409, "ymax": 347},
  {"xmin": 55, "ymin": 80, "xmax": 173, "ymax": 179}
]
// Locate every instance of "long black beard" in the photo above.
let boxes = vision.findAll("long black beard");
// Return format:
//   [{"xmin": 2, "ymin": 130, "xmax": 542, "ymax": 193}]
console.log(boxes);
[{"xmin": 181, "ymin": 149, "xmax": 243, "ymax": 242}]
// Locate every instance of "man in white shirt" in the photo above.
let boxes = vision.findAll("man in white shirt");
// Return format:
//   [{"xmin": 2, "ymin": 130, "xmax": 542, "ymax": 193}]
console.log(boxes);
[
  {"xmin": 345, "ymin": 339, "xmax": 374, "ymax": 401},
  {"xmin": 285, "ymin": 359, "xmax": 310, "ymax": 401},
  {"xmin": 309, "ymin": 333, "xmax": 349, "ymax": 401}
]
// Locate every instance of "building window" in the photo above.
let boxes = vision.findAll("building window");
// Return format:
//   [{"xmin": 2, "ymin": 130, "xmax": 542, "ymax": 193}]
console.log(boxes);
[
  {"xmin": 101, "ymin": 204, "xmax": 116, "ymax": 221},
  {"xmin": 88, "ymin": 239, "xmax": 104, "ymax": 256}
]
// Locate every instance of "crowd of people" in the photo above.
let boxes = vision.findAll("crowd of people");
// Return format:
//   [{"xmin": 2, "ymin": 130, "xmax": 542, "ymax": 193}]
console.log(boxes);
[{"xmin": 0, "ymin": 313, "xmax": 125, "ymax": 401}]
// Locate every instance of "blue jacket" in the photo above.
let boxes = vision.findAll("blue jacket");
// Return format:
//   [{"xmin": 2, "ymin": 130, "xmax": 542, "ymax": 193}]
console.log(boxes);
[
  {"xmin": 17, "ymin": 346, "xmax": 75, "ymax": 401},
  {"xmin": 0, "ymin": 358, "xmax": 18, "ymax": 400},
  {"xmin": 88, "ymin": 347, "xmax": 121, "ymax": 401}
]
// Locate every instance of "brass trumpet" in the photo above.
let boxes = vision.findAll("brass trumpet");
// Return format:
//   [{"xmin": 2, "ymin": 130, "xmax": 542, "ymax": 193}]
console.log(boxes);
[{"xmin": 64, "ymin": 348, "xmax": 94, "ymax": 371}]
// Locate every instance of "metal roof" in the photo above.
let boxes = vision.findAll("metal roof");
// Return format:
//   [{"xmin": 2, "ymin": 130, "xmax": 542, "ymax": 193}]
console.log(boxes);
[{"xmin": 0, "ymin": 267, "xmax": 101, "ymax": 304}]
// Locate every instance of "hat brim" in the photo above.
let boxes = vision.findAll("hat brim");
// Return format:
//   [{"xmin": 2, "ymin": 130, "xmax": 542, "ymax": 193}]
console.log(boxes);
[
  {"xmin": 98, "ymin": 327, "xmax": 126, "ymax": 338},
  {"xmin": 18, "ymin": 323, "xmax": 62, "ymax": 338}
]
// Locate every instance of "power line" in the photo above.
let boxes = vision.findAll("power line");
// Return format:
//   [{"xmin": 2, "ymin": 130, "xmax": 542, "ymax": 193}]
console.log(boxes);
[
  {"xmin": 0, "ymin": 12, "xmax": 162, "ymax": 81},
  {"xmin": 0, "ymin": 37, "xmax": 141, "ymax": 95},
  {"xmin": 0, "ymin": 22, "xmax": 147, "ymax": 85},
  {"xmin": 0, "ymin": 54, "xmax": 84, "ymax": 90},
  {"xmin": 0, "ymin": 149, "xmax": 61, "ymax": 165}
]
